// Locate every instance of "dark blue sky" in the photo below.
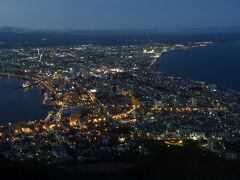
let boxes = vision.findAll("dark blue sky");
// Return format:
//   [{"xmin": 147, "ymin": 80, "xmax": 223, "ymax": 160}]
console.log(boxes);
[{"xmin": 0, "ymin": 0, "xmax": 240, "ymax": 31}]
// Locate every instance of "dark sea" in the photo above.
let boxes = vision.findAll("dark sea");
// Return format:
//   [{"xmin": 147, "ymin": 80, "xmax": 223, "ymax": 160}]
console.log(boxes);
[
  {"xmin": 158, "ymin": 42, "xmax": 240, "ymax": 90},
  {"xmin": 0, "ymin": 79, "xmax": 49, "ymax": 123}
]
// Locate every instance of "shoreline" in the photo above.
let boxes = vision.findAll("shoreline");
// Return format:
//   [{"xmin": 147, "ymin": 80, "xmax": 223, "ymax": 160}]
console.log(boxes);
[
  {"xmin": 156, "ymin": 42, "xmax": 240, "ymax": 91},
  {"xmin": 0, "ymin": 78, "xmax": 54, "ymax": 125}
]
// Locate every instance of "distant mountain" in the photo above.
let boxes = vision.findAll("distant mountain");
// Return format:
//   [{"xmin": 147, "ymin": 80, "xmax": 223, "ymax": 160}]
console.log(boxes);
[
  {"xmin": 184, "ymin": 26, "xmax": 240, "ymax": 34},
  {"xmin": 1, "ymin": 26, "xmax": 240, "ymax": 48},
  {"xmin": 1, "ymin": 26, "xmax": 240, "ymax": 35},
  {"xmin": 0, "ymin": 27, "xmax": 135, "ymax": 37},
  {"xmin": 0, "ymin": 26, "xmax": 35, "ymax": 33}
]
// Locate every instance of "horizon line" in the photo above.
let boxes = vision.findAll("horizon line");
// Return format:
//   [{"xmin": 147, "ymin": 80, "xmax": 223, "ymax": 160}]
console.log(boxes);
[{"xmin": 1, "ymin": 25, "xmax": 240, "ymax": 34}]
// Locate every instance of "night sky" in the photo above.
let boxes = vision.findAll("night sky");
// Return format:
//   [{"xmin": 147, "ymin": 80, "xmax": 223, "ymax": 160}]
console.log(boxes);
[{"xmin": 0, "ymin": 0, "xmax": 240, "ymax": 31}]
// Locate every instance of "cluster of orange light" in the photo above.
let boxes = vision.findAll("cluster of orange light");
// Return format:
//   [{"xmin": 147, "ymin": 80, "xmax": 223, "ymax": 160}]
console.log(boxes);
[
  {"xmin": 69, "ymin": 119, "xmax": 78, "ymax": 127},
  {"xmin": 112, "ymin": 113, "xmax": 128, "ymax": 120},
  {"xmin": 112, "ymin": 103, "xmax": 137, "ymax": 120},
  {"xmin": 42, "ymin": 124, "xmax": 56, "ymax": 130},
  {"xmin": 21, "ymin": 128, "xmax": 33, "ymax": 134},
  {"xmin": 165, "ymin": 140, "xmax": 184, "ymax": 147}
]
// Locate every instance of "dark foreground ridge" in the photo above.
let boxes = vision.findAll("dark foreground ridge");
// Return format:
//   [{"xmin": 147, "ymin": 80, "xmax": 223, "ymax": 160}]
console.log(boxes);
[{"xmin": 0, "ymin": 142, "xmax": 240, "ymax": 180}]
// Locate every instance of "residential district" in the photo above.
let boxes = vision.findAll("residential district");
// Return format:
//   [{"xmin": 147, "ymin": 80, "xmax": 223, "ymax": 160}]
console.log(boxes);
[{"xmin": 0, "ymin": 41, "xmax": 240, "ymax": 165}]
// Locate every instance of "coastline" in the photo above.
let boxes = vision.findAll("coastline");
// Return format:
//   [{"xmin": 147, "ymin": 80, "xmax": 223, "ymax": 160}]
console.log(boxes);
[
  {"xmin": 0, "ymin": 78, "xmax": 52, "ymax": 125},
  {"xmin": 157, "ymin": 41, "xmax": 240, "ymax": 91}
]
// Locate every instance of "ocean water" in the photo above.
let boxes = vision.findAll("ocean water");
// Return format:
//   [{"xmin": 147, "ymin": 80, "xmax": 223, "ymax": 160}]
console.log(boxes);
[
  {"xmin": 158, "ymin": 42, "xmax": 240, "ymax": 90},
  {"xmin": 0, "ymin": 79, "xmax": 49, "ymax": 123}
]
